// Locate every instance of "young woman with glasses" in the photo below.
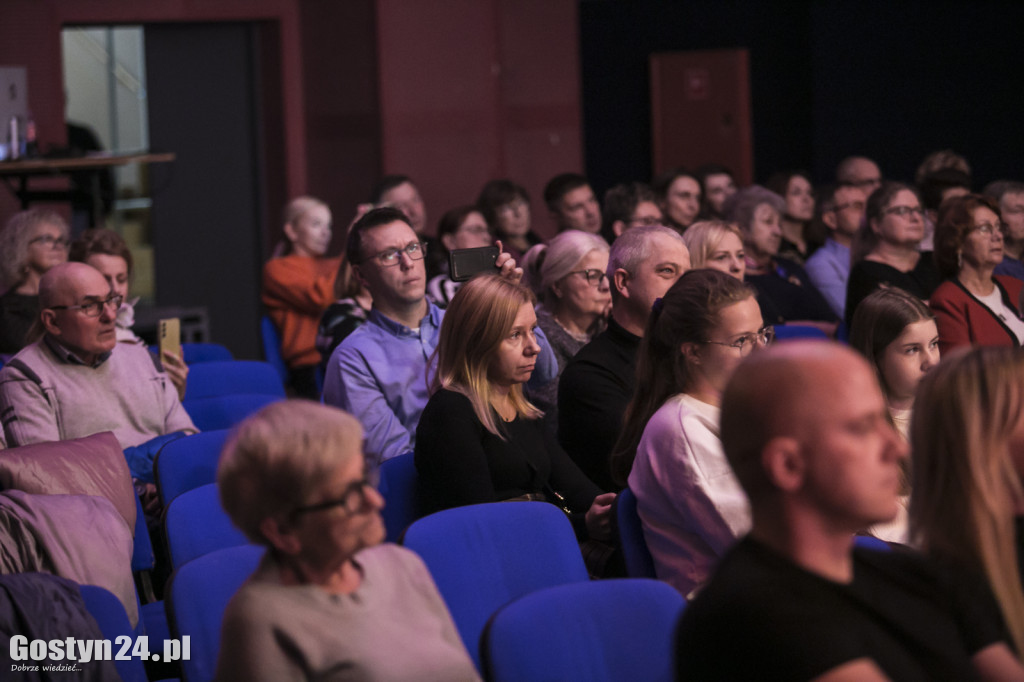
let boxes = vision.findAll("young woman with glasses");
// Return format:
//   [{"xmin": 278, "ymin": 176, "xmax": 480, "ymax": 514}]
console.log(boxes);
[
  {"xmin": 0, "ymin": 209, "xmax": 69, "ymax": 354},
  {"xmin": 521, "ymin": 230, "xmax": 611, "ymax": 425},
  {"xmin": 929, "ymin": 194, "xmax": 1024, "ymax": 352},
  {"xmin": 845, "ymin": 182, "xmax": 941, "ymax": 328},
  {"xmin": 414, "ymin": 275, "xmax": 615, "ymax": 541},
  {"xmin": 610, "ymin": 268, "xmax": 768, "ymax": 597}
]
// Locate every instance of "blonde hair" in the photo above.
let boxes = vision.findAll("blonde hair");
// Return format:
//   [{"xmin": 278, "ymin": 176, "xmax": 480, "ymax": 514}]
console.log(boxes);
[
  {"xmin": 910, "ymin": 347, "xmax": 1024, "ymax": 654},
  {"xmin": 280, "ymin": 195, "xmax": 330, "ymax": 256},
  {"xmin": 432, "ymin": 275, "xmax": 542, "ymax": 436},
  {"xmin": 217, "ymin": 400, "xmax": 363, "ymax": 544},
  {"xmin": 0, "ymin": 209, "xmax": 69, "ymax": 290},
  {"xmin": 521, "ymin": 230, "xmax": 609, "ymax": 305},
  {"xmin": 682, "ymin": 220, "xmax": 744, "ymax": 268}
]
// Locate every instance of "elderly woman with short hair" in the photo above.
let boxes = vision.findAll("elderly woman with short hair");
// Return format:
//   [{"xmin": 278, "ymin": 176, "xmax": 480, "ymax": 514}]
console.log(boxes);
[
  {"xmin": 216, "ymin": 400, "xmax": 479, "ymax": 681},
  {"xmin": 724, "ymin": 186, "xmax": 837, "ymax": 334},
  {"xmin": 0, "ymin": 209, "xmax": 69, "ymax": 354}
]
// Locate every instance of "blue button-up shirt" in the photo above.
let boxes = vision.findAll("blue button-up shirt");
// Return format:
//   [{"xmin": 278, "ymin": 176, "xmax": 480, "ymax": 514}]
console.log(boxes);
[
  {"xmin": 323, "ymin": 302, "xmax": 556, "ymax": 468},
  {"xmin": 804, "ymin": 238, "xmax": 851, "ymax": 319}
]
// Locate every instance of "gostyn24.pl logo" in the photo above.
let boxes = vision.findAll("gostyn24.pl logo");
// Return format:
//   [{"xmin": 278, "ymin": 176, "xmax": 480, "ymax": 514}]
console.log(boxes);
[{"xmin": 10, "ymin": 635, "xmax": 190, "ymax": 667}]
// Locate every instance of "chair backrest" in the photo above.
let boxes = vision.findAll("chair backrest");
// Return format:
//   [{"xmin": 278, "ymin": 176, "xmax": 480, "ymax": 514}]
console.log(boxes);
[
  {"xmin": 260, "ymin": 315, "xmax": 290, "ymax": 386},
  {"xmin": 378, "ymin": 452, "xmax": 427, "ymax": 543},
  {"xmin": 184, "ymin": 360, "xmax": 286, "ymax": 401},
  {"xmin": 168, "ymin": 544, "xmax": 264, "ymax": 682},
  {"xmin": 853, "ymin": 534, "xmax": 892, "ymax": 551},
  {"xmin": 183, "ymin": 393, "xmax": 282, "ymax": 431},
  {"xmin": 773, "ymin": 324, "xmax": 829, "ymax": 342},
  {"xmin": 400, "ymin": 502, "xmax": 589, "ymax": 670},
  {"xmin": 79, "ymin": 584, "xmax": 148, "ymax": 682},
  {"xmin": 165, "ymin": 483, "xmax": 250, "ymax": 569},
  {"xmin": 155, "ymin": 429, "xmax": 231, "ymax": 506},
  {"xmin": 482, "ymin": 578, "xmax": 686, "ymax": 682},
  {"xmin": 131, "ymin": 489, "xmax": 154, "ymax": 572},
  {"xmin": 616, "ymin": 487, "xmax": 656, "ymax": 578}
]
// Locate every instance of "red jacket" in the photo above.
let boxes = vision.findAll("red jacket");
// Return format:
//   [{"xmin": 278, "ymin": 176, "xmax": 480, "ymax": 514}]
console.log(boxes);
[
  {"xmin": 262, "ymin": 255, "xmax": 341, "ymax": 368},
  {"xmin": 929, "ymin": 275, "xmax": 1024, "ymax": 355}
]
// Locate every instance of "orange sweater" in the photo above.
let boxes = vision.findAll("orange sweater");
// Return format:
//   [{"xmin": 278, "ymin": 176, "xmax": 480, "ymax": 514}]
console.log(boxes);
[{"xmin": 262, "ymin": 254, "xmax": 341, "ymax": 368}]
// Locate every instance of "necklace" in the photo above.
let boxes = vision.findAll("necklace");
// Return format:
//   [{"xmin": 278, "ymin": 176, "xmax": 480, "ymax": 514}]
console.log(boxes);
[{"xmin": 552, "ymin": 314, "xmax": 590, "ymax": 343}]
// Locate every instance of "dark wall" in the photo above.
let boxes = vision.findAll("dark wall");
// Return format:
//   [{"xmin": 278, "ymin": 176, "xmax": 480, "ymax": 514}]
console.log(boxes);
[{"xmin": 580, "ymin": 0, "xmax": 1024, "ymax": 194}]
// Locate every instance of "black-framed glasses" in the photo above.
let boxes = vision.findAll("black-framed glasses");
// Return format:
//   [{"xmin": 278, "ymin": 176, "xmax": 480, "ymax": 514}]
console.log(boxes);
[
  {"xmin": 48, "ymin": 294, "xmax": 123, "ymax": 318},
  {"xmin": 703, "ymin": 325, "xmax": 774, "ymax": 355},
  {"xmin": 290, "ymin": 472, "xmax": 379, "ymax": 520},
  {"xmin": 29, "ymin": 234, "xmax": 69, "ymax": 249},
  {"xmin": 883, "ymin": 206, "xmax": 924, "ymax": 218},
  {"xmin": 366, "ymin": 241, "xmax": 426, "ymax": 267},
  {"xmin": 568, "ymin": 268, "xmax": 609, "ymax": 286}
]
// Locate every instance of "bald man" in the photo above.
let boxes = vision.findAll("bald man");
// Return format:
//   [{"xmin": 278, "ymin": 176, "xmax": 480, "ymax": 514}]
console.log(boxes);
[
  {"xmin": 0, "ymin": 262, "xmax": 196, "ymax": 481},
  {"xmin": 676, "ymin": 342, "xmax": 1024, "ymax": 681}
]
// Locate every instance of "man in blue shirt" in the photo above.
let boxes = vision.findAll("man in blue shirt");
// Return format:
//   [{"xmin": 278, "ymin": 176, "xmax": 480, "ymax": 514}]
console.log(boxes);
[
  {"xmin": 804, "ymin": 183, "xmax": 866, "ymax": 319},
  {"xmin": 323, "ymin": 207, "xmax": 554, "ymax": 467}
]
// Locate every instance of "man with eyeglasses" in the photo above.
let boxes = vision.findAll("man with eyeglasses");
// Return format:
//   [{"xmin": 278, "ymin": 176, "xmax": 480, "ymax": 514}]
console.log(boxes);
[
  {"xmin": 323, "ymin": 208, "xmax": 556, "ymax": 469},
  {"xmin": 987, "ymin": 180, "xmax": 1024, "ymax": 282},
  {"xmin": 0, "ymin": 262, "xmax": 196, "ymax": 484},
  {"xmin": 805, "ymin": 183, "xmax": 867, "ymax": 318},
  {"xmin": 599, "ymin": 181, "xmax": 664, "ymax": 244}
]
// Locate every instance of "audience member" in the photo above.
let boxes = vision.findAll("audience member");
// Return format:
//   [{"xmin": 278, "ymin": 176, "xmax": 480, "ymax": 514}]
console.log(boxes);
[
  {"xmin": 371, "ymin": 174, "xmax": 427, "ymax": 236},
  {"xmin": 611, "ymin": 270, "xmax": 764, "ymax": 596},
  {"xmin": 522, "ymin": 230, "xmax": 611, "ymax": 424},
  {"xmin": 559, "ymin": 225, "xmax": 689, "ymax": 491},
  {"xmin": 70, "ymin": 228, "xmax": 189, "ymax": 400},
  {"xmin": 915, "ymin": 148, "xmax": 972, "ymax": 187},
  {"xmin": 849, "ymin": 287, "xmax": 939, "ymax": 442},
  {"xmin": 543, "ymin": 172, "xmax": 601, "ymax": 234},
  {"xmin": 599, "ymin": 181, "xmax": 662, "ymax": 243},
  {"xmin": 910, "ymin": 346, "xmax": 1024, "ymax": 658},
  {"xmin": 804, "ymin": 183, "xmax": 867, "ymax": 318},
  {"xmin": 986, "ymin": 180, "xmax": 1024, "ymax": 281},
  {"xmin": 476, "ymin": 179, "xmax": 542, "ymax": 261},
  {"xmin": 415, "ymin": 275, "xmax": 615, "ymax": 544},
  {"xmin": 0, "ymin": 262, "xmax": 197, "ymax": 484},
  {"xmin": 653, "ymin": 167, "xmax": 701, "ymax": 234},
  {"xmin": 724, "ymin": 185, "xmax": 837, "ymax": 332},
  {"xmin": 677, "ymin": 341, "xmax": 1024, "ymax": 681},
  {"xmin": 694, "ymin": 163, "xmax": 737, "ymax": 220},
  {"xmin": 425, "ymin": 205, "xmax": 494, "ymax": 308},
  {"xmin": 929, "ymin": 194, "xmax": 1024, "ymax": 352},
  {"xmin": 681, "ymin": 220, "xmax": 745, "ymax": 280},
  {"xmin": 0, "ymin": 209, "xmax": 69, "ymax": 355},
  {"xmin": 919, "ymin": 167, "xmax": 972, "ymax": 250},
  {"xmin": 262, "ymin": 196, "xmax": 340, "ymax": 398},
  {"xmin": 216, "ymin": 400, "xmax": 479, "ymax": 681},
  {"xmin": 315, "ymin": 254, "xmax": 370, "ymax": 371},
  {"xmin": 845, "ymin": 182, "xmax": 940, "ymax": 328},
  {"xmin": 766, "ymin": 170, "xmax": 819, "ymax": 264},
  {"xmin": 835, "ymin": 154, "xmax": 883, "ymax": 196},
  {"xmin": 322, "ymin": 208, "xmax": 552, "ymax": 468}
]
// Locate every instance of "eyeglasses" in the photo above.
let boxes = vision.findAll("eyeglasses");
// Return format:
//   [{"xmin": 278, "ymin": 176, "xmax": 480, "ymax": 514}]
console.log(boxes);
[
  {"xmin": 48, "ymin": 294, "xmax": 124, "ymax": 318},
  {"xmin": 703, "ymin": 326, "xmax": 775, "ymax": 355},
  {"xmin": 883, "ymin": 206, "xmax": 924, "ymax": 218},
  {"xmin": 831, "ymin": 201, "xmax": 865, "ymax": 213},
  {"xmin": 290, "ymin": 472, "xmax": 378, "ymax": 520},
  {"xmin": 29, "ymin": 235, "xmax": 69, "ymax": 249},
  {"xmin": 972, "ymin": 222, "xmax": 1002, "ymax": 236},
  {"xmin": 366, "ymin": 241, "xmax": 427, "ymax": 267},
  {"xmin": 628, "ymin": 215, "xmax": 663, "ymax": 227},
  {"xmin": 569, "ymin": 269, "xmax": 609, "ymax": 286}
]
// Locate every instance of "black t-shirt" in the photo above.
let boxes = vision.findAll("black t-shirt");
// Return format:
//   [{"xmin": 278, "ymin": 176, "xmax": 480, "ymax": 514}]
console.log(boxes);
[
  {"xmin": 746, "ymin": 257, "xmax": 837, "ymax": 325},
  {"xmin": 557, "ymin": 318, "xmax": 640, "ymax": 493},
  {"xmin": 676, "ymin": 537, "xmax": 1009, "ymax": 681},
  {"xmin": 845, "ymin": 255, "xmax": 942, "ymax": 328},
  {"xmin": 415, "ymin": 388, "xmax": 601, "ymax": 515},
  {"xmin": 0, "ymin": 289, "xmax": 39, "ymax": 355}
]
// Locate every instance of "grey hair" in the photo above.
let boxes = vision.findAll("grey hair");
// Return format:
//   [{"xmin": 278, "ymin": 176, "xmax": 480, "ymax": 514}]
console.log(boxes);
[
  {"xmin": 521, "ymin": 229, "xmax": 609, "ymax": 304},
  {"xmin": 723, "ymin": 185, "xmax": 785, "ymax": 235},
  {"xmin": 0, "ymin": 209, "xmax": 69, "ymax": 291},
  {"xmin": 608, "ymin": 224, "xmax": 684, "ymax": 276}
]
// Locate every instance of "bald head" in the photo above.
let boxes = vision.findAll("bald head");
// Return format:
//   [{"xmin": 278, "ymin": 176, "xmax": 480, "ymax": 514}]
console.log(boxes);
[
  {"xmin": 39, "ymin": 262, "xmax": 109, "ymax": 309},
  {"xmin": 721, "ymin": 342, "xmax": 887, "ymax": 502}
]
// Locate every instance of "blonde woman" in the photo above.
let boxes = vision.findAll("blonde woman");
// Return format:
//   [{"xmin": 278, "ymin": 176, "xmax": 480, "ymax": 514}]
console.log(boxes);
[
  {"xmin": 414, "ymin": 275, "xmax": 615, "ymax": 540},
  {"xmin": 681, "ymin": 220, "xmax": 746, "ymax": 280},
  {"xmin": 910, "ymin": 346, "xmax": 1024, "ymax": 657}
]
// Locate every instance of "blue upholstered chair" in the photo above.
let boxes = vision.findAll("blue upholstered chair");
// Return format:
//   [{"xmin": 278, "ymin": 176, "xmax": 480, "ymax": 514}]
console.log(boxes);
[
  {"xmin": 155, "ymin": 429, "xmax": 231, "ymax": 507},
  {"xmin": 182, "ymin": 393, "xmax": 281, "ymax": 432},
  {"xmin": 79, "ymin": 584, "xmax": 149, "ymax": 682},
  {"xmin": 378, "ymin": 451, "xmax": 427, "ymax": 543},
  {"xmin": 615, "ymin": 487, "xmax": 656, "ymax": 578},
  {"xmin": 165, "ymin": 483, "xmax": 250, "ymax": 569},
  {"xmin": 183, "ymin": 360, "xmax": 285, "ymax": 401}
]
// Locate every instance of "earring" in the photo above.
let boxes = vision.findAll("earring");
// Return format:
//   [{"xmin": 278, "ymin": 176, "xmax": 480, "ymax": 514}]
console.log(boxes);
[{"xmin": 957, "ymin": 251, "xmax": 963, "ymax": 269}]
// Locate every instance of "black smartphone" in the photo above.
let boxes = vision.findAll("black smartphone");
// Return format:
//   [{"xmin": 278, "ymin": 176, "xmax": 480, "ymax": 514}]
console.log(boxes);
[{"xmin": 450, "ymin": 245, "xmax": 500, "ymax": 282}]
